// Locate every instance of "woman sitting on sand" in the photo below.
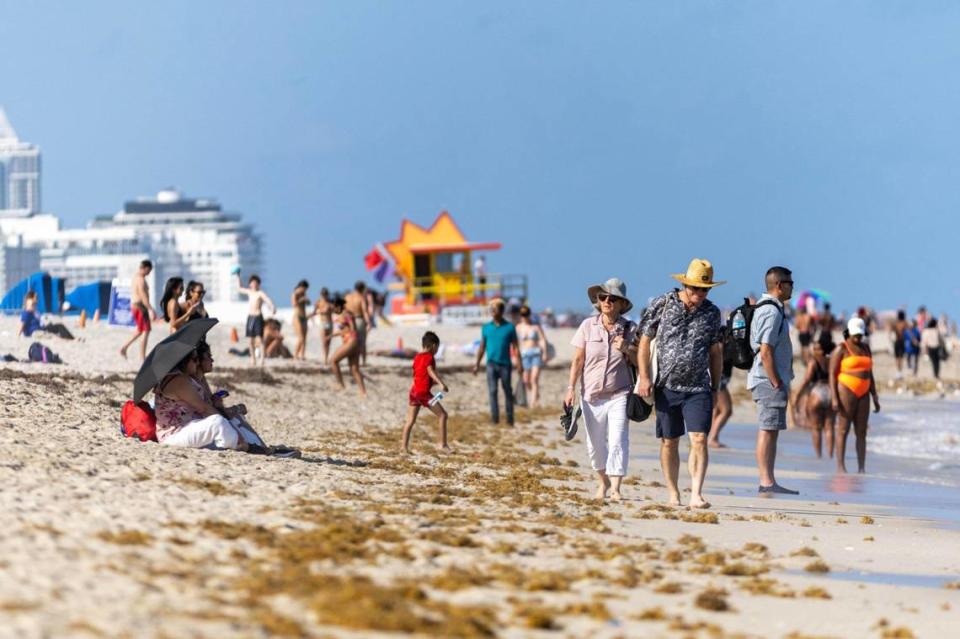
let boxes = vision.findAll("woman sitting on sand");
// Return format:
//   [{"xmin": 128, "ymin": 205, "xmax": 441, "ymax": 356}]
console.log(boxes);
[
  {"xmin": 565, "ymin": 278, "xmax": 638, "ymax": 501},
  {"xmin": 331, "ymin": 295, "xmax": 367, "ymax": 397},
  {"xmin": 517, "ymin": 305, "xmax": 550, "ymax": 407},
  {"xmin": 192, "ymin": 341, "xmax": 299, "ymax": 457},
  {"xmin": 830, "ymin": 318, "xmax": 880, "ymax": 474},
  {"xmin": 154, "ymin": 349, "xmax": 250, "ymax": 450},
  {"xmin": 794, "ymin": 332, "xmax": 836, "ymax": 459}
]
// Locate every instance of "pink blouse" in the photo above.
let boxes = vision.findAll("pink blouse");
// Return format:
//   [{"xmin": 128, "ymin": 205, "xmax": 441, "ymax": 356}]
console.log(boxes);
[
  {"xmin": 154, "ymin": 375, "xmax": 206, "ymax": 442},
  {"xmin": 571, "ymin": 315, "xmax": 637, "ymax": 402}
]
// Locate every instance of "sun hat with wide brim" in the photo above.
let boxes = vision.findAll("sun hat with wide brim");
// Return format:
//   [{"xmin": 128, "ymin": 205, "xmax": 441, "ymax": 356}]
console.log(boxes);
[
  {"xmin": 671, "ymin": 258, "xmax": 727, "ymax": 288},
  {"xmin": 587, "ymin": 278, "xmax": 633, "ymax": 314}
]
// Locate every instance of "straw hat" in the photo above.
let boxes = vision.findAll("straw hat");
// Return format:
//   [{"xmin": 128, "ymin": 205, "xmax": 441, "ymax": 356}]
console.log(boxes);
[
  {"xmin": 671, "ymin": 258, "xmax": 726, "ymax": 288},
  {"xmin": 587, "ymin": 278, "xmax": 633, "ymax": 314}
]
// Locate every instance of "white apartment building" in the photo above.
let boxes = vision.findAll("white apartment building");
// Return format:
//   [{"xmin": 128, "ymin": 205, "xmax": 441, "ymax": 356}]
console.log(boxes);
[
  {"xmin": 0, "ymin": 189, "xmax": 263, "ymax": 304},
  {"xmin": 0, "ymin": 107, "xmax": 41, "ymax": 216}
]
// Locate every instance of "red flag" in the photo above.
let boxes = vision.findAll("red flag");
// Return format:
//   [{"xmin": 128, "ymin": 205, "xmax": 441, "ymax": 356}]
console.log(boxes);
[{"xmin": 364, "ymin": 247, "xmax": 384, "ymax": 271}]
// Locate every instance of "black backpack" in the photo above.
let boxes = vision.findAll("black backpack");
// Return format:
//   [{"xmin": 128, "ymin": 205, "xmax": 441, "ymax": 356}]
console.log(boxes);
[{"xmin": 723, "ymin": 298, "xmax": 784, "ymax": 370}]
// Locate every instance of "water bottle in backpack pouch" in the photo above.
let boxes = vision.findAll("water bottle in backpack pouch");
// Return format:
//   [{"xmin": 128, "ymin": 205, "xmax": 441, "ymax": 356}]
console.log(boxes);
[{"xmin": 724, "ymin": 298, "xmax": 783, "ymax": 370}]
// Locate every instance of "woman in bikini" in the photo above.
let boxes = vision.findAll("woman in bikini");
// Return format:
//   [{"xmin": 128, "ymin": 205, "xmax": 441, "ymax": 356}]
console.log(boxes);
[
  {"xmin": 331, "ymin": 296, "xmax": 366, "ymax": 397},
  {"xmin": 516, "ymin": 305, "xmax": 550, "ymax": 406},
  {"xmin": 291, "ymin": 280, "xmax": 310, "ymax": 360},
  {"xmin": 159, "ymin": 277, "xmax": 199, "ymax": 334},
  {"xmin": 184, "ymin": 281, "xmax": 209, "ymax": 323},
  {"xmin": 830, "ymin": 317, "xmax": 880, "ymax": 473},
  {"xmin": 313, "ymin": 288, "xmax": 334, "ymax": 364},
  {"xmin": 795, "ymin": 331, "xmax": 836, "ymax": 459},
  {"xmin": 795, "ymin": 306, "xmax": 814, "ymax": 364}
]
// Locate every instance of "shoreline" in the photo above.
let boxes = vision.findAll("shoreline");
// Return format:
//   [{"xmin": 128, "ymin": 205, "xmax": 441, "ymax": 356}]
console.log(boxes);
[{"xmin": 1, "ymin": 321, "xmax": 959, "ymax": 637}]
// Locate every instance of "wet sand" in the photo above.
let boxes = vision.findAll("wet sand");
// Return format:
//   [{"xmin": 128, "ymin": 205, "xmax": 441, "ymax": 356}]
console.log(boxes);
[{"xmin": 0, "ymin": 316, "xmax": 958, "ymax": 638}]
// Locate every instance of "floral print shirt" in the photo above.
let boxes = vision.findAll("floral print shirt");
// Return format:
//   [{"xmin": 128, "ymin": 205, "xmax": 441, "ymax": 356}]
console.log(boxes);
[{"xmin": 639, "ymin": 289, "xmax": 722, "ymax": 393}]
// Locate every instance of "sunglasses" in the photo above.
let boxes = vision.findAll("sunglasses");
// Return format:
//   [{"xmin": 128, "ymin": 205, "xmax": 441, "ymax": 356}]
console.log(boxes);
[
  {"xmin": 686, "ymin": 286, "xmax": 709, "ymax": 294},
  {"xmin": 597, "ymin": 293, "xmax": 622, "ymax": 303},
  {"xmin": 778, "ymin": 280, "xmax": 794, "ymax": 287}
]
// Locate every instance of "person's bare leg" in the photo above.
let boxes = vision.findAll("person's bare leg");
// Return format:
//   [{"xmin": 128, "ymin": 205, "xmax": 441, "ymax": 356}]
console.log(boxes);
[
  {"xmin": 331, "ymin": 343, "xmax": 351, "ymax": 389},
  {"xmin": 854, "ymin": 398, "xmax": 869, "ymax": 473},
  {"xmin": 826, "ymin": 412, "xmax": 836, "ymax": 458},
  {"xmin": 609, "ymin": 475, "xmax": 623, "ymax": 501},
  {"xmin": 249, "ymin": 337, "xmax": 257, "ymax": 366},
  {"xmin": 120, "ymin": 331, "xmax": 142, "ymax": 358},
  {"xmin": 595, "ymin": 470, "xmax": 610, "ymax": 501},
  {"xmin": 321, "ymin": 330, "xmax": 331, "ymax": 364},
  {"xmin": 835, "ymin": 387, "xmax": 857, "ymax": 473},
  {"xmin": 688, "ymin": 432, "xmax": 710, "ymax": 508},
  {"xmin": 530, "ymin": 367, "xmax": 541, "ymax": 407},
  {"xmin": 427, "ymin": 403, "xmax": 450, "ymax": 451},
  {"xmin": 400, "ymin": 405, "xmax": 419, "ymax": 453},
  {"xmin": 349, "ymin": 353, "xmax": 366, "ymax": 398},
  {"xmin": 812, "ymin": 415, "xmax": 823, "ymax": 458},
  {"xmin": 708, "ymin": 390, "xmax": 731, "ymax": 448},
  {"xmin": 139, "ymin": 330, "xmax": 151, "ymax": 361},
  {"xmin": 659, "ymin": 437, "xmax": 681, "ymax": 506},
  {"xmin": 757, "ymin": 429, "xmax": 778, "ymax": 487}
]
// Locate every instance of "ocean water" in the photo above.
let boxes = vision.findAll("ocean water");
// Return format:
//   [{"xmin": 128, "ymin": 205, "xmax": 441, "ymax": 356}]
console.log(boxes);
[
  {"xmin": 869, "ymin": 397, "xmax": 960, "ymax": 481},
  {"xmin": 630, "ymin": 395, "xmax": 960, "ymax": 525}
]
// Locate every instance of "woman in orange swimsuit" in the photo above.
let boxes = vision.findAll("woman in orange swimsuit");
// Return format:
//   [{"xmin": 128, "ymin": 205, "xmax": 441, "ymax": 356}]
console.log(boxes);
[{"xmin": 829, "ymin": 317, "xmax": 880, "ymax": 473}]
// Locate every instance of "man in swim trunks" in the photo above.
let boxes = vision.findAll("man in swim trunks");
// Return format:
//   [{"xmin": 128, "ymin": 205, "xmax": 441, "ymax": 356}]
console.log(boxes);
[
  {"xmin": 236, "ymin": 272, "xmax": 276, "ymax": 367},
  {"xmin": 120, "ymin": 260, "xmax": 158, "ymax": 361},
  {"xmin": 747, "ymin": 266, "xmax": 798, "ymax": 495},
  {"xmin": 345, "ymin": 281, "xmax": 372, "ymax": 364}
]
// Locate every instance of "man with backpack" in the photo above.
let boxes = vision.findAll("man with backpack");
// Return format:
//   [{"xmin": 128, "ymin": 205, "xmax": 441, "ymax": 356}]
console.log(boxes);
[
  {"xmin": 747, "ymin": 266, "xmax": 798, "ymax": 495},
  {"xmin": 637, "ymin": 258, "xmax": 724, "ymax": 509}
]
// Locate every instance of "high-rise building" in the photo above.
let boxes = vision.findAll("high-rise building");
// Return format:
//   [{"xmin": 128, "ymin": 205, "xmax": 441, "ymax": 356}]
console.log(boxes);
[{"xmin": 0, "ymin": 107, "xmax": 42, "ymax": 216}]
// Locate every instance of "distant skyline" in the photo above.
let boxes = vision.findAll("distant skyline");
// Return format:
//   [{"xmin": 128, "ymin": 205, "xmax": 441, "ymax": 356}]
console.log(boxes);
[{"xmin": 2, "ymin": 1, "xmax": 959, "ymax": 317}]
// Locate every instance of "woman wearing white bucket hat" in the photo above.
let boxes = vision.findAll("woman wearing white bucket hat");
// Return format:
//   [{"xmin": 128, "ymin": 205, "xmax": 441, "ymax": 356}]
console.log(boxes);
[
  {"xmin": 565, "ymin": 278, "xmax": 639, "ymax": 501},
  {"xmin": 830, "ymin": 316, "xmax": 880, "ymax": 474}
]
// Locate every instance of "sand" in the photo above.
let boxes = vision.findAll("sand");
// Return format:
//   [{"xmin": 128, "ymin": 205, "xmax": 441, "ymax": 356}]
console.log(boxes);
[{"xmin": 0, "ymin": 315, "xmax": 958, "ymax": 638}]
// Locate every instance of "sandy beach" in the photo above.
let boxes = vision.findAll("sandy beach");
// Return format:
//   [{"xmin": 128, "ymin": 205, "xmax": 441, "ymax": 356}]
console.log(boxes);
[{"xmin": 1, "ymin": 316, "xmax": 959, "ymax": 638}]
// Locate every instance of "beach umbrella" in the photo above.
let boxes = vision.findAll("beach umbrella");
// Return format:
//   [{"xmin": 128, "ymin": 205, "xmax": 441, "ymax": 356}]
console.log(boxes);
[
  {"xmin": 794, "ymin": 289, "xmax": 831, "ymax": 310},
  {"xmin": 133, "ymin": 318, "xmax": 218, "ymax": 402}
]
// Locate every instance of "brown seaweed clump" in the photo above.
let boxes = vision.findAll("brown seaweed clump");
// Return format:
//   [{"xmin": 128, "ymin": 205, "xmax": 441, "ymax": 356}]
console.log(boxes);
[
  {"xmin": 96, "ymin": 529, "xmax": 153, "ymax": 546},
  {"xmin": 804, "ymin": 560, "xmax": 831, "ymax": 574},
  {"xmin": 694, "ymin": 587, "xmax": 731, "ymax": 612}
]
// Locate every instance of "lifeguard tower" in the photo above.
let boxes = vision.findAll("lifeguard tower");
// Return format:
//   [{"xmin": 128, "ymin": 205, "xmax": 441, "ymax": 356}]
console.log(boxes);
[{"xmin": 376, "ymin": 212, "xmax": 527, "ymax": 324}]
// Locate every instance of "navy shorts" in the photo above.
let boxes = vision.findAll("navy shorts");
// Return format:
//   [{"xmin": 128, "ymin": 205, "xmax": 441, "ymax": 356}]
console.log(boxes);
[
  {"xmin": 245, "ymin": 314, "xmax": 264, "ymax": 338},
  {"xmin": 655, "ymin": 388, "xmax": 713, "ymax": 439}
]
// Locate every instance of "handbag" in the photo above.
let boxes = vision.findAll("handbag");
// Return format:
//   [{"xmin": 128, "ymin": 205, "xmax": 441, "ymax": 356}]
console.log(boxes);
[{"xmin": 623, "ymin": 319, "xmax": 652, "ymax": 422}]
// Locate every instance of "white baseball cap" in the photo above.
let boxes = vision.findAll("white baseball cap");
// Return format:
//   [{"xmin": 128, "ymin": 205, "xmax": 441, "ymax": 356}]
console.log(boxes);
[{"xmin": 847, "ymin": 317, "xmax": 866, "ymax": 336}]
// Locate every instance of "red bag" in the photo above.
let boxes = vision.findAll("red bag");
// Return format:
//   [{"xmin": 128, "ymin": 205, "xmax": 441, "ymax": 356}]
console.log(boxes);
[{"xmin": 120, "ymin": 400, "xmax": 158, "ymax": 442}]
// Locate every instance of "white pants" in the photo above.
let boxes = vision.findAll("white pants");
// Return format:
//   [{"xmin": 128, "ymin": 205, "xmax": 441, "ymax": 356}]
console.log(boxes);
[
  {"xmin": 161, "ymin": 414, "xmax": 259, "ymax": 450},
  {"xmin": 582, "ymin": 393, "xmax": 629, "ymax": 476}
]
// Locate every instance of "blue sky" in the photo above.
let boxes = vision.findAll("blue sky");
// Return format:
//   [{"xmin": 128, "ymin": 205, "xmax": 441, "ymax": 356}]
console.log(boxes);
[{"xmin": 2, "ymin": 1, "xmax": 958, "ymax": 317}]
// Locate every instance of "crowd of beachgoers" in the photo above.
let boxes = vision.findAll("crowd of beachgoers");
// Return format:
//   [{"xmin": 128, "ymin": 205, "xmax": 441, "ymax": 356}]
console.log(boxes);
[{"xmin": 86, "ymin": 256, "xmax": 955, "ymax": 509}]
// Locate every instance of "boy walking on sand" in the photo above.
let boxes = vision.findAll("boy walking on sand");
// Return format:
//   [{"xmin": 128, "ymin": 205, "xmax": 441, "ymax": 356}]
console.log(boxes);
[
  {"xmin": 236, "ymin": 271, "xmax": 276, "ymax": 366},
  {"xmin": 120, "ymin": 260, "xmax": 158, "ymax": 360},
  {"xmin": 401, "ymin": 331, "xmax": 450, "ymax": 453}
]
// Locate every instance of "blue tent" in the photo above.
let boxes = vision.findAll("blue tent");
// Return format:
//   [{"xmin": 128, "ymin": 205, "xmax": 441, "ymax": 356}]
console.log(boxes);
[
  {"xmin": 63, "ymin": 281, "xmax": 112, "ymax": 316},
  {"xmin": 0, "ymin": 272, "xmax": 64, "ymax": 315}
]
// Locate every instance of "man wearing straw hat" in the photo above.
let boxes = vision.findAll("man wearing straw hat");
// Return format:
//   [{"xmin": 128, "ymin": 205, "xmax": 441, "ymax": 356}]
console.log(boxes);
[{"xmin": 638, "ymin": 259, "xmax": 724, "ymax": 509}]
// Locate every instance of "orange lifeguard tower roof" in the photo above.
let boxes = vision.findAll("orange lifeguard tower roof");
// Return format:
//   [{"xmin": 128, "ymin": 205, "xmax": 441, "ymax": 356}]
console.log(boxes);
[{"xmin": 384, "ymin": 211, "xmax": 501, "ymax": 281}]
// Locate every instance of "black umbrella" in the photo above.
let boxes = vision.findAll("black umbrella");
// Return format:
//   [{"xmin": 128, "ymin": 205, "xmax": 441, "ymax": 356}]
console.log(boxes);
[{"xmin": 133, "ymin": 318, "xmax": 218, "ymax": 402}]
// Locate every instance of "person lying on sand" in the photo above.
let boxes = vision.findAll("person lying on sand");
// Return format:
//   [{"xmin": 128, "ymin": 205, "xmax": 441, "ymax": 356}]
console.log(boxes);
[{"xmin": 18, "ymin": 291, "xmax": 75, "ymax": 340}]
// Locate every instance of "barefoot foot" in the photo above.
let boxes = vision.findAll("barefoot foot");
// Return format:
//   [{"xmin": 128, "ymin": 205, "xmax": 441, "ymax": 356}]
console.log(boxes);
[
  {"xmin": 610, "ymin": 491, "xmax": 623, "ymax": 502},
  {"xmin": 688, "ymin": 495, "xmax": 711, "ymax": 509},
  {"xmin": 667, "ymin": 492, "xmax": 682, "ymax": 507}
]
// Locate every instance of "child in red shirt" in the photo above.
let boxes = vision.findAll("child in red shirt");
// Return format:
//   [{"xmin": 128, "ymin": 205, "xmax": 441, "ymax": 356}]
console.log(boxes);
[{"xmin": 402, "ymin": 331, "xmax": 450, "ymax": 453}]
